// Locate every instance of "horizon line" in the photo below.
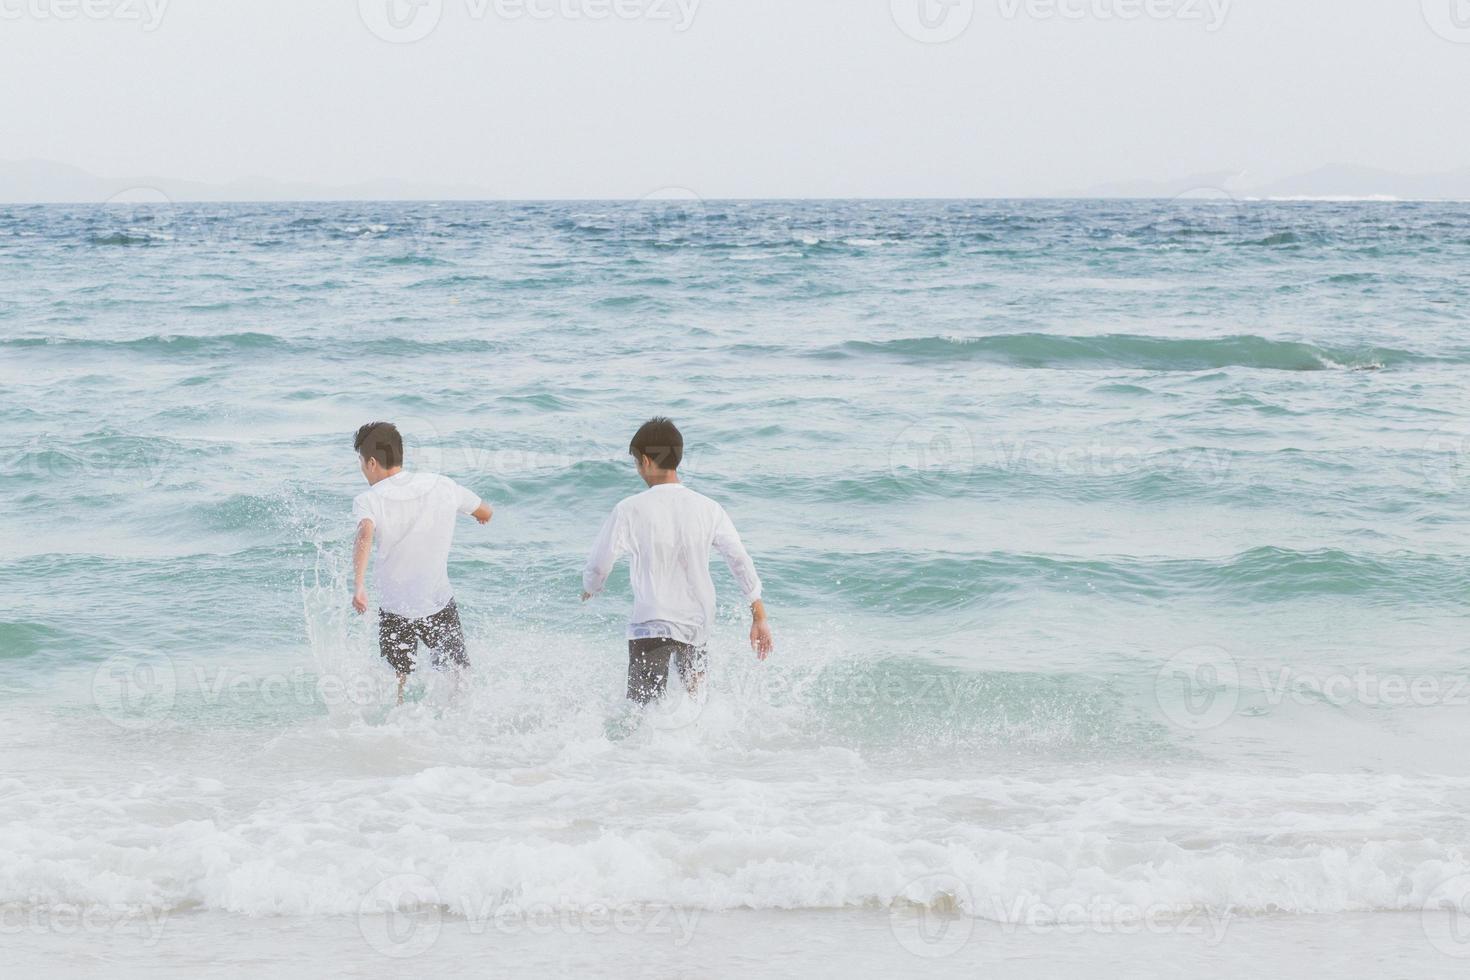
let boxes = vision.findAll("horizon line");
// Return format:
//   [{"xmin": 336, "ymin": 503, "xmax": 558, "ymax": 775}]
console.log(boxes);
[{"xmin": 4, "ymin": 194, "xmax": 1468, "ymax": 206}]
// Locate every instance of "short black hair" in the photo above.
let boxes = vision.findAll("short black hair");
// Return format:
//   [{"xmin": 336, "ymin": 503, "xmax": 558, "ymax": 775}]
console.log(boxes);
[
  {"xmin": 354, "ymin": 421, "xmax": 403, "ymax": 469},
  {"xmin": 629, "ymin": 417, "xmax": 683, "ymax": 471}
]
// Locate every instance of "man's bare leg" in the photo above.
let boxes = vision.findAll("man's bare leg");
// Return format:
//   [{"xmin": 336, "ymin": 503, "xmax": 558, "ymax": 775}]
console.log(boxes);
[
  {"xmin": 683, "ymin": 669, "xmax": 705, "ymax": 699},
  {"xmin": 396, "ymin": 672, "xmax": 408, "ymax": 705}
]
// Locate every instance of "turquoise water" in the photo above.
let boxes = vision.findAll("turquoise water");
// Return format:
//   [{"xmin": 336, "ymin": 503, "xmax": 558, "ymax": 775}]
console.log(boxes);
[{"xmin": 2, "ymin": 200, "xmax": 1470, "ymax": 960}]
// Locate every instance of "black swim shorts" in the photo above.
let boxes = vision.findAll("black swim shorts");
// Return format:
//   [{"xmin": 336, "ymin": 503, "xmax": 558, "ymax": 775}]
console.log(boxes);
[
  {"xmin": 378, "ymin": 600, "xmax": 470, "ymax": 675},
  {"xmin": 627, "ymin": 637, "xmax": 708, "ymax": 705}
]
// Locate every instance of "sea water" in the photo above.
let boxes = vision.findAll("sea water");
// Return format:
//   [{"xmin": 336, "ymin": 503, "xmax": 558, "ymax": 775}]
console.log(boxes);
[{"xmin": 2, "ymin": 199, "xmax": 1469, "ymax": 977}]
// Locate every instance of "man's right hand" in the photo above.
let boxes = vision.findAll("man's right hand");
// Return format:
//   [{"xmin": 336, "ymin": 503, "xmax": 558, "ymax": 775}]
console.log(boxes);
[
  {"xmin": 750, "ymin": 600, "xmax": 774, "ymax": 660},
  {"xmin": 352, "ymin": 520, "xmax": 374, "ymax": 616}
]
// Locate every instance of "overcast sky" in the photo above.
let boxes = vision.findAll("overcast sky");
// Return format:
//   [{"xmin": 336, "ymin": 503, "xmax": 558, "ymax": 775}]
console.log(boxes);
[{"xmin": 2, "ymin": 0, "xmax": 1468, "ymax": 197}]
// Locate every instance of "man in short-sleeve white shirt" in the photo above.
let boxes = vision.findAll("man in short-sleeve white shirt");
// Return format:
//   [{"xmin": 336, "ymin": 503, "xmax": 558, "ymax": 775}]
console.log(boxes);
[
  {"xmin": 351, "ymin": 421, "xmax": 493, "ymax": 702},
  {"xmin": 582, "ymin": 417, "xmax": 774, "ymax": 705}
]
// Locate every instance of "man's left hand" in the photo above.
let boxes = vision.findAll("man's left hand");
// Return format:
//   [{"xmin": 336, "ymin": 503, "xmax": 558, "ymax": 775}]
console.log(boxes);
[{"xmin": 750, "ymin": 618, "xmax": 774, "ymax": 661}]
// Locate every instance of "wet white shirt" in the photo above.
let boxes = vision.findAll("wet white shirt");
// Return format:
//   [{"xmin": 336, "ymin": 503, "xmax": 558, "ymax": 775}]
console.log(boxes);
[
  {"xmin": 352, "ymin": 472, "xmax": 482, "ymax": 619},
  {"xmin": 582, "ymin": 483, "xmax": 763, "ymax": 649}
]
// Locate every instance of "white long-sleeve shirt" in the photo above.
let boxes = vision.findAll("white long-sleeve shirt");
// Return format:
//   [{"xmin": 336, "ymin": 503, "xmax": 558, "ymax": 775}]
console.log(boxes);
[{"xmin": 582, "ymin": 483, "xmax": 763, "ymax": 648}]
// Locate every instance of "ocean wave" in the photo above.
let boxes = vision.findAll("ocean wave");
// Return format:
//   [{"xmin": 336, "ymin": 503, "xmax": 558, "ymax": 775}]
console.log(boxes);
[
  {"xmin": 2, "ymin": 765, "xmax": 1464, "ymax": 919},
  {"xmin": 823, "ymin": 334, "xmax": 1429, "ymax": 372},
  {"xmin": 774, "ymin": 547, "xmax": 1469, "ymax": 609},
  {"xmin": 0, "ymin": 621, "xmax": 66, "ymax": 660},
  {"xmin": 0, "ymin": 332, "xmax": 512, "ymax": 358},
  {"xmin": 720, "ymin": 454, "xmax": 1261, "ymax": 507},
  {"xmin": 797, "ymin": 658, "xmax": 1143, "ymax": 750},
  {"xmin": 87, "ymin": 231, "xmax": 170, "ymax": 246},
  {"xmin": 2, "ymin": 433, "xmax": 186, "ymax": 489},
  {"xmin": 0, "ymin": 332, "xmax": 287, "ymax": 354},
  {"xmin": 1244, "ymin": 231, "xmax": 1307, "ymax": 247},
  {"xmin": 381, "ymin": 254, "xmax": 454, "ymax": 267}
]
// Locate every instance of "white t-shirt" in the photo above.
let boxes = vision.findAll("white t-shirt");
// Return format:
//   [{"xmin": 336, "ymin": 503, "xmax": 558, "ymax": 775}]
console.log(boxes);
[
  {"xmin": 352, "ymin": 472, "xmax": 482, "ymax": 619},
  {"xmin": 582, "ymin": 483, "xmax": 763, "ymax": 649}
]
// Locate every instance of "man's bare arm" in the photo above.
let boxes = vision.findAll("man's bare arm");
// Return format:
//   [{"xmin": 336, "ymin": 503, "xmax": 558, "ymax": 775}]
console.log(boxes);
[{"xmin": 352, "ymin": 519, "xmax": 374, "ymax": 614}]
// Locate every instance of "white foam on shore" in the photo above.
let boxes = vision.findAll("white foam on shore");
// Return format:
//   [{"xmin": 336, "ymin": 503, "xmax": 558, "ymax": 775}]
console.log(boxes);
[
  {"xmin": 4, "ymin": 702, "xmax": 1469, "ymax": 922},
  {"xmin": 3, "ymin": 576, "xmax": 1465, "ymax": 925}
]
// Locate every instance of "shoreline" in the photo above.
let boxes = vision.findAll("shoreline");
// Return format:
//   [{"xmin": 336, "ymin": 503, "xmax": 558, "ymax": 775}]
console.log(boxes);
[{"xmin": 9, "ymin": 908, "xmax": 1458, "ymax": 979}]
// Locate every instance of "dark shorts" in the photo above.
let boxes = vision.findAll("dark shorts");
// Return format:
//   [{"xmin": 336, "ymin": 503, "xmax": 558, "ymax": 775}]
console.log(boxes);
[
  {"xmin": 627, "ymin": 637, "xmax": 707, "ymax": 705},
  {"xmin": 378, "ymin": 600, "xmax": 469, "ymax": 675}
]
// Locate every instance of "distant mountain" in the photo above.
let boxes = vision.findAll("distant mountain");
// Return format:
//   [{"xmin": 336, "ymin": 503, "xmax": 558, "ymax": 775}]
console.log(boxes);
[
  {"xmin": 1248, "ymin": 164, "xmax": 1470, "ymax": 201},
  {"xmin": 0, "ymin": 159, "xmax": 498, "ymax": 203},
  {"xmin": 5, "ymin": 158, "xmax": 1470, "ymax": 203},
  {"xmin": 1071, "ymin": 164, "xmax": 1470, "ymax": 202},
  {"xmin": 1062, "ymin": 171, "xmax": 1248, "ymax": 200}
]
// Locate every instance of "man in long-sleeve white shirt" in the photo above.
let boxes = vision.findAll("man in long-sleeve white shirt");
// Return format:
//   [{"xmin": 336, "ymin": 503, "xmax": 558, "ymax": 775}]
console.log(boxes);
[{"xmin": 582, "ymin": 417, "xmax": 774, "ymax": 704}]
